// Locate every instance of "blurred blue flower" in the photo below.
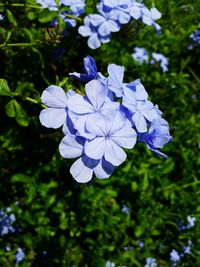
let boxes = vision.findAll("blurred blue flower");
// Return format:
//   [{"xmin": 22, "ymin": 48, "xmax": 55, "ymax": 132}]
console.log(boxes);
[
  {"xmin": 106, "ymin": 261, "xmax": 115, "ymax": 267},
  {"xmin": 170, "ymin": 249, "xmax": 181, "ymax": 263},
  {"xmin": 151, "ymin": 52, "xmax": 169, "ymax": 72},
  {"xmin": 69, "ymin": 55, "xmax": 98, "ymax": 82},
  {"xmin": 0, "ymin": 14, "xmax": 4, "ymax": 20},
  {"xmin": 132, "ymin": 47, "xmax": 149, "ymax": 63},
  {"xmin": 188, "ymin": 29, "xmax": 200, "ymax": 49},
  {"xmin": 187, "ymin": 215, "xmax": 196, "ymax": 228},
  {"xmin": 36, "ymin": 0, "xmax": 85, "ymax": 27},
  {"xmin": 129, "ymin": 1, "xmax": 144, "ymax": 20},
  {"xmin": 141, "ymin": 7, "xmax": 162, "ymax": 32},
  {"xmin": 121, "ymin": 204, "xmax": 129, "ymax": 214},
  {"xmin": 15, "ymin": 248, "xmax": 25, "ymax": 264},
  {"xmin": 144, "ymin": 257, "xmax": 157, "ymax": 267},
  {"xmin": 0, "ymin": 208, "xmax": 16, "ymax": 236}
]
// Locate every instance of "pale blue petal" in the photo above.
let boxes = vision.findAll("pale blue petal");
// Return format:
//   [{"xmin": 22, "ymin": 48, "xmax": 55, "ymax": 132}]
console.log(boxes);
[
  {"xmin": 70, "ymin": 157, "xmax": 93, "ymax": 183},
  {"xmin": 150, "ymin": 8, "xmax": 161, "ymax": 20},
  {"xmin": 84, "ymin": 137, "xmax": 106, "ymax": 160},
  {"xmin": 105, "ymin": 140, "xmax": 127, "ymax": 166},
  {"xmin": 107, "ymin": 20, "xmax": 121, "ymax": 32},
  {"xmin": 59, "ymin": 134, "xmax": 83, "ymax": 158},
  {"xmin": 88, "ymin": 34, "xmax": 101, "ymax": 49},
  {"xmin": 85, "ymin": 113, "xmax": 107, "ymax": 136},
  {"xmin": 78, "ymin": 25, "xmax": 93, "ymax": 37},
  {"xmin": 94, "ymin": 157, "xmax": 115, "ymax": 179},
  {"xmin": 41, "ymin": 85, "xmax": 68, "ymax": 108},
  {"xmin": 75, "ymin": 115, "xmax": 96, "ymax": 140},
  {"xmin": 98, "ymin": 21, "xmax": 111, "ymax": 36},
  {"xmin": 85, "ymin": 79, "xmax": 107, "ymax": 110},
  {"xmin": 108, "ymin": 64, "xmax": 124, "ymax": 97},
  {"xmin": 89, "ymin": 14, "xmax": 105, "ymax": 27},
  {"xmin": 67, "ymin": 94, "xmax": 94, "ymax": 114},
  {"xmin": 132, "ymin": 111, "xmax": 147, "ymax": 132},
  {"xmin": 107, "ymin": 110, "xmax": 125, "ymax": 135},
  {"xmin": 111, "ymin": 126, "xmax": 137, "ymax": 149},
  {"xmin": 39, "ymin": 108, "xmax": 66, "ymax": 128},
  {"xmin": 142, "ymin": 15, "xmax": 152, "ymax": 26}
]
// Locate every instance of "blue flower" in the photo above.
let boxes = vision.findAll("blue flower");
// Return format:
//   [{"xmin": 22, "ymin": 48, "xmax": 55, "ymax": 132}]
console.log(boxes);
[
  {"xmin": 69, "ymin": 56, "xmax": 98, "ymax": 82},
  {"xmin": 122, "ymin": 88, "xmax": 159, "ymax": 132},
  {"xmin": 0, "ymin": 14, "xmax": 4, "ymax": 20},
  {"xmin": 144, "ymin": 257, "xmax": 157, "ymax": 267},
  {"xmin": 186, "ymin": 215, "xmax": 196, "ymax": 228},
  {"xmin": 59, "ymin": 134, "xmax": 115, "ymax": 183},
  {"xmin": 151, "ymin": 52, "xmax": 169, "ymax": 72},
  {"xmin": 170, "ymin": 249, "xmax": 181, "ymax": 262},
  {"xmin": 15, "ymin": 248, "xmax": 25, "ymax": 264},
  {"xmin": 83, "ymin": 110, "xmax": 137, "ymax": 166},
  {"xmin": 132, "ymin": 47, "xmax": 149, "ymax": 64},
  {"xmin": 141, "ymin": 7, "xmax": 162, "ymax": 32},
  {"xmin": 189, "ymin": 29, "xmax": 200, "ymax": 49},
  {"xmin": 129, "ymin": 2, "xmax": 144, "ymax": 20},
  {"xmin": 36, "ymin": 0, "xmax": 58, "ymax": 10},
  {"xmin": 138, "ymin": 118, "xmax": 172, "ymax": 158},
  {"xmin": 0, "ymin": 208, "xmax": 16, "ymax": 236}
]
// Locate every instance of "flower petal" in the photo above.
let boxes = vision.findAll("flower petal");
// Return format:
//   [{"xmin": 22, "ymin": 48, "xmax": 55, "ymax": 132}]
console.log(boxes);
[
  {"xmin": 111, "ymin": 125, "xmax": 137, "ymax": 149},
  {"xmin": 59, "ymin": 134, "xmax": 84, "ymax": 159},
  {"xmin": 132, "ymin": 111, "xmax": 147, "ymax": 132},
  {"xmin": 67, "ymin": 94, "xmax": 94, "ymax": 114},
  {"xmin": 85, "ymin": 79, "xmax": 107, "ymax": 110},
  {"xmin": 70, "ymin": 156, "xmax": 93, "ymax": 183},
  {"xmin": 41, "ymin": 85, "xmax": 68, "ymax": 108},
  {"xmin": 84, "ymin": 137, "xmax": 106, "ymax": 160},
  {"xmin": 104, "ymin": 140, "xmax": 127, "ymax": 166},
  {"xmin": 94, "ymin": 157, "xmax": 115, "ymax": 179},
  {"xmin": 39, "ymin": 108, "xmax": 66, "ymax": 128},
  {"xmin": 88, "ymin": 34, "xmax": 101, "ymax": 49}
]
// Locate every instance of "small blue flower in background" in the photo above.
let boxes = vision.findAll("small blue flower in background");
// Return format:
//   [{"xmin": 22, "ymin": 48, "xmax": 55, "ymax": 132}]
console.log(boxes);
[
  {"xmin": 78, "ymin": 0, "xmax": 162, "ymax": 49},
  {"xmin": 121, "ymin": 204, "xmax": 129, "ymax": 214},
  {"xmin": 141, "ymin": 7, "xmax": 162, "ymax": 32},
  {"xmin": 40, "ymin": 56, "xmax": 172, "ymax": 182},
  {"xmin": 15, "ymin": 247, "xmax": 25, "ymax": 264},
  {"xmin": 132, "ymin": 47, "xmax": 169, "ymax": 72},
  {"xmin": 170, "ymin": 249, "xmax": 181, "ymax": 263},
  {"xmin": 151, "ymin": 52, "xmax": 169, "ymax": 72},
  {"xmin": 144, "ymin": 257, "xmax": 157, "ymax": 267},
  {"xmin": 36, "ymin": 0, "xmax": 85, "ymax": 27},
  {"xmin": 187, "ymin": 215, "xmax": 196, "ymax": 228},
  {"xmin": 106, "ymin": 260, "xmax": 115, "ymax": 267},
  {"xmin": 132, "ymin": 47, "xmax": 149, "ymax": 64},
  {"xmin": 0, "ymin": 14, "xmax": 4, "ymax": 20},
  {"xmin": 188, "ymin": 29, "xmax": 200, "ymax": 49},
  {"xmin": 0, "ymin": 208, "xmax": 16, "ymax": 236}
]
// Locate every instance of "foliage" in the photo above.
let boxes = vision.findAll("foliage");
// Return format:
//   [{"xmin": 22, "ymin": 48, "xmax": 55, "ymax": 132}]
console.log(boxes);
[{"xmin": 0, "ymin": 0, "xmax": 200, "ymax": 266}]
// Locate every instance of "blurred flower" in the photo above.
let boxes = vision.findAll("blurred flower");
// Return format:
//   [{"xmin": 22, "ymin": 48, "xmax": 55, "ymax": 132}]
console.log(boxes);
[
  {"xmin": 187, "ymin": 215, "xmax": 196, "ymax": 228},
  {"xmin": 170, "ymin": 249, "xmax": 180, "ymax": 262},
  {"xmin": 121, "ymin": 204, "xmax": 129, "ymax": 214},
  {"xmin": 106, "ymin": 261, "xmax": 115, "ymax": 267},
  {"xmin": 15, "ymin": 248, "xmax": 25, "ymax": 264},
  {"xmin": 141, "ymin": 7, "xmax": 162, "ymax": 32},
  {"xmin": 144, "ymin": 257, "xmax": 157, "ymax": 267},
  {"xmin": 0, "ymin": 14, "xmax": 4, "ymax": 20},
  {"xmin": 151, "ymin": 52, "xmax": 169, "ymax": 72},
  {"xmin": 132, "ymin": 47, "xmax": 149, "ymax": 63},
  {"xmin": 0, "ymin": 208, "xmax": 16, "ymax": 236},
  {"xmin": 188, "ymin": 29, "xmax": 200, "ymax": 49}
]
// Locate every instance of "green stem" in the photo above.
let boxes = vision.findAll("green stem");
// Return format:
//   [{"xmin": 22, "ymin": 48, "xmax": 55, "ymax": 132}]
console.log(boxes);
[
  {"xmin": 0, "ymin": 3, "xmax": 42, "ymax": 9},
  {"xmin": 187, "ymin": 67, "xmax": 200, "ymax": 83},
  {"xmin": 163, "ymin": 180, "xmax": 200, "ymax": 191},
  {"xmin": 25, "ymin": 97, "xmax": 46, "ymax": 108},
  {"xmin": 0, "ymin": 42, "xmax": 37, "ymax": 47}
]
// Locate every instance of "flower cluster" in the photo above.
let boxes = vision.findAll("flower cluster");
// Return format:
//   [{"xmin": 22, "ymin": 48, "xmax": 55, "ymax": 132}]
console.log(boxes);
[
  {"xmin": 178, "ymin": 215, "xmax": 196, "ymax": 230},
  {"xmin": 170, "ymin": 240, "xmax": 193, "ymax": 265},
  {"xmin": 39, "ymin": 56, "xmax": 172, "ymax": 183},
  {"xmin": 132, "ymin": 47, "xmax": 169, "ymax": 72},
  {"xmin": 188, "ymin": 29, "xmax": 200, "ymax": 49},
  {"xmin": 144, "ymin": 257, "xmax": 157, "ymax": 267},
  {"xmin": 0, "ymin": 208, "xmax": 16, "ymax": 236},
  {"xmin": 78, "ymin": 0, "xmax": 161, "ymax": 49},
  {"xmin": 36, "ymin": 0, "xmax": 85, "ymax": 27},
  {"xmin": 15, "ymin": 247, "xmax": 25, "ymax": 264}
]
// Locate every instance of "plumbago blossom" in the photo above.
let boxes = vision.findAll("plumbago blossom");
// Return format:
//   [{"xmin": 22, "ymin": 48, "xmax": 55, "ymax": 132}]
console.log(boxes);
[
  {"xmin": 36, "ymin": 0, "xmax": 85, "ymax": 27},
  {"xmin": 78, "ymin": 0, "xmax": 162, "ymax": 49},
  {"xmin": 39, "ymin": 56, "xmax": 172, "ymax": 183},
  {"xmin": 132, "ymin": 47, "xmax": 169, "ymax": 72}
]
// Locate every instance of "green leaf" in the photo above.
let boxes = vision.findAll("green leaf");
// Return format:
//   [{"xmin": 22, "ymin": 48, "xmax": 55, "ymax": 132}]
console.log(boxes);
[
  {"xmin": 0, "ymin": 79, "xmax": 12, "ymax": 96},
  {"xmin": 5, "ymin": 99, "xmax": 29, "ymax": 126},
  {"xmin": 13, "ymin": 100, "xmax": 29, "ymax": 127},
  {"xmin": 27, "ymin": 11, "xmax": 37, "ymax": 20},
  {"xmin": 6, "ymin": 9, "xmax": 17, "ymax": 26},
  {"xmin": 39, "ymin": 9, "xmax": 57, "ymax": 23},
  {"xmin": 11, "ymin": 173, "xmax": 32, "ymax": 183},
  {"xmin": 5, "ymin": 100, "xmax": 15, "ymax": 117}
]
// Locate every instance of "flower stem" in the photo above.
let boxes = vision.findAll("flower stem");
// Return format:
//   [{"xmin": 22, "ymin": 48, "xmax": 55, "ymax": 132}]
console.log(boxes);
[
  {"xmin": 0, "ymin": 3, "xmax": 41, "ymax": 9},
  {"xmin": 0, "ymin": 42, "xmax": 37, "ymax": 47}
]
